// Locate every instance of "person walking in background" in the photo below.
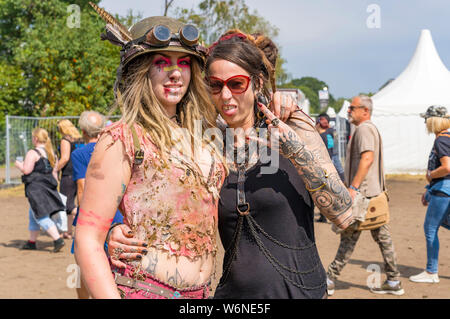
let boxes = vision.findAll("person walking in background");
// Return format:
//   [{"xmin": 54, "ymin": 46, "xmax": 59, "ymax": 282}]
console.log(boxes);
[
  {"xmin": 316, "ymin": 113, "xmax": 345, "ymax": 181},
  {"xmin": 316, "ymin": 113, "xmax": 345, "ymax": 223},
  {"xmin": 15, "ymin": 128, "xmax": 66, "ymax": 252},
  {"xmin": 56, "ymin": 119, "xmax": 84, "ymax": 239},
  {"xmin": 326, "ymin": 95, "xmax": 404, "ymax": 296},
  {"xmin": 409, "ymin": 106, "xmax": 450, "ymax": 284},
  {"xmin": 70, "ymin": 110, "xmax": 123, "ymax": 299}
]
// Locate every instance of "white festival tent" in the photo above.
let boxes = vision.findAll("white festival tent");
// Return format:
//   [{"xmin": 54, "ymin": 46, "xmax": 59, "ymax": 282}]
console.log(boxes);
[
  {"xmin": 369, "ymin": 29, "xmax": 450, "ymax": 174},
  {"xmin": 338, "ymin": 100, "xmax": 350, "ymax": 118}
]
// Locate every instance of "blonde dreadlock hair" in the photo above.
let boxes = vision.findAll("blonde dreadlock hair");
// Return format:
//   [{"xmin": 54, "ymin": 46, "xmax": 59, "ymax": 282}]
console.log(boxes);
[{"xmin": 112, "ymin": 53, "xmax": 221, "ymax": 165}]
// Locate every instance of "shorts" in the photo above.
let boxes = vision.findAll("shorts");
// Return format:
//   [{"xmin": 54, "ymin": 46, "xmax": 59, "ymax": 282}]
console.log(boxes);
[
  {"xmin": 60, "ymin": 175, "xmax": 77, "ymax": 214},
  {"xmin": 28, "ymin": 208, "xmax": 56, "ymax": 232}
]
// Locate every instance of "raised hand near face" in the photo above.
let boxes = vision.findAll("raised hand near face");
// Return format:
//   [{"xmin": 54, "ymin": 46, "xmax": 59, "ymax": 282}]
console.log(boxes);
[
  {"xmin": 257, "ymin": 101, "xmax": 305, "ymax": 159},
  {"xmin": 269, "ymin": 91, "xmax": 297, "ymax": 123}
]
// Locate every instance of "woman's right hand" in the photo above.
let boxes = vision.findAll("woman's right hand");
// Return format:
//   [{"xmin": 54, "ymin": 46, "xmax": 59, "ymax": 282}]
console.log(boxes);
[
  {"xmin": 421, "ymin": 192, "xmax": 429, "ymax": 206},
  {"xmin": 108, "ymin": 224, "xmax": 148, "ymax": 269}
]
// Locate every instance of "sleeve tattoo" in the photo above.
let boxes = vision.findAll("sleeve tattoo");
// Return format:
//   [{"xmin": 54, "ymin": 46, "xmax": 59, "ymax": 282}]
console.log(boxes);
[{"xmin": 283, "ymin": 111, "xmax": 354, "ymax": 229}]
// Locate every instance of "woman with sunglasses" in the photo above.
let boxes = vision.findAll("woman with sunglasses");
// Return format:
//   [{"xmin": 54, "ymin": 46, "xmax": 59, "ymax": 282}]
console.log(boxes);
[
  {"xmin": 107, "ymin": 29, "xmax": 355, "ymax": 298},
  {"xmin": 74, "ymin": 5, "xmax": 227, "ymax": 299},
  {"xmin": 207, "ymin": 30, "xmax": 353, "ymax": 299}
]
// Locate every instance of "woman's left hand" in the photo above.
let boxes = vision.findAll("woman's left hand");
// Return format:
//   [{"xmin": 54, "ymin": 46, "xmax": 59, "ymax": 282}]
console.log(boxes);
[
  {"xmin": 257, "ymin": 102, "xmax": 304, "ymax": 158},
  {"xmin": 270, "ymin": 92, "xmax": 297, "ymax": 123}
]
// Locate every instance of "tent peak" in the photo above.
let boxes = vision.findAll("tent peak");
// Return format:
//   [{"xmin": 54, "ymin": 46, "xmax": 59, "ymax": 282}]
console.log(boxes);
[{"xmin": 372, "ymin": 29, "xmax": 450, "ymax": 110}]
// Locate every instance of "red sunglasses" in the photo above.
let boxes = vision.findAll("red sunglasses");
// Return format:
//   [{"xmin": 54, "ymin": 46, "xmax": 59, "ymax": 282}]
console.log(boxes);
[{"xmin": 207, "ymin": 75, "xmax": 250, "ymax": 95}]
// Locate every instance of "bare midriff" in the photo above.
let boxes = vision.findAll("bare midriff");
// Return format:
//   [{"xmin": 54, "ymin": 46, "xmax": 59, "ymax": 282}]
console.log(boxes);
[{"xmin": 139, "ymin": 247, "xmax": 215, "ymax": 288}]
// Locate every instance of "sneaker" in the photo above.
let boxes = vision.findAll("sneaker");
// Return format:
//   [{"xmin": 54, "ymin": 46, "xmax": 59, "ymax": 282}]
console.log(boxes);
[
  {"xmin": 326, "ymin": 277, "xmax": 335, "ymax": 296},
  {"xmin": 370, "ymin": 280, "xmax": 405, "ymax": 296},
  {"xmin": 409, "ymin": 271, "xmax": 439, "ymax": 283},
  {"xmin": 53, "ymin": 238, "xmax": 65, "ymax": 253},
  {"xmin": 21, "ymin": 241, "xmax": 37, "ymax": 250}
]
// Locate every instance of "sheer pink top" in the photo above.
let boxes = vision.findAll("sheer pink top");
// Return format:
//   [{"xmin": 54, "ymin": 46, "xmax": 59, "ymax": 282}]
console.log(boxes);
[{"xmin": 103, "ymin": 121, "xmax": 225, "ymax": 260}]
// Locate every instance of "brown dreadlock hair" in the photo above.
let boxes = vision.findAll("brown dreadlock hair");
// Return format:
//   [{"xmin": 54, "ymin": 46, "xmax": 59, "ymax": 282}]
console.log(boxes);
[{"xmin": 206, "ymin": 29, "xmax": 278, "ymax": 101}]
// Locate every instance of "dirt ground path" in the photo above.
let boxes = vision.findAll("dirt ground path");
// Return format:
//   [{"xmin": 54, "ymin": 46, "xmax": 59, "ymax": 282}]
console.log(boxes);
[{"xmin": 0, "ymin": 176, "xmax": 448, "ymax": 299}]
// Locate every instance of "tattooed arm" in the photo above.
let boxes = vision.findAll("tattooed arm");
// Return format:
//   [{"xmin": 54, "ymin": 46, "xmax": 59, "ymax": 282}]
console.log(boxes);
[
  {"xmin": 74, "ymin": 133, "xmax": 132, "ymax": 298},
  {"xmin": 258, "ymin": 104, "xmax": 354, "ymax": 230}
]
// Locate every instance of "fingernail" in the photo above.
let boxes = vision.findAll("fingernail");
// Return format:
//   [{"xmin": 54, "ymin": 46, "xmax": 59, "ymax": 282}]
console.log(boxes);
[
  {"xmin": 143, "ymin": 243, "xmax": 148, "ymax": 247},
  {"xmin": 136, "ymin": 255, "xmax": 142, "ymax": 259},
  {"xmin": 128, "ymin": 231, "xmax": 133, "ymax": 235},
  {"xmin": 142, "ymin": 249, "xmax": 148, "ymax": 254}
]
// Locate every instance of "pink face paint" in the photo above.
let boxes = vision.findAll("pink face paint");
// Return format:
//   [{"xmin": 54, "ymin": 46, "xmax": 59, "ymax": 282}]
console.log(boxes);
[
  {"xmin": 177, "ymin": 57, "xmax": 191, "ymax": 68},
  {"xmin": 153, "ymin": 57, "xmax": 171, "ymax": 66},
  {"xmin": 153, "ymin": 57, "xmax": 171, "ymax": 73}
]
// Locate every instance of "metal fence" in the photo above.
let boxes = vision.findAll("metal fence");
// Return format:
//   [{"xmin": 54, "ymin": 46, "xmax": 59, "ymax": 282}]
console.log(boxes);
[
  {"xmin": 3, "ymin": 114, "xmax": 350, "ymax": 184},
  {"xmin": 4, "ymin": 115, "xmax": 120, "ymax": 184},
  {"xmin": 311, "ymin": 113, "xmax": 350, "ymax": 166},
  {"xmin": 334, "ymin": 114, "xmax": 350, "ymax": 164}
]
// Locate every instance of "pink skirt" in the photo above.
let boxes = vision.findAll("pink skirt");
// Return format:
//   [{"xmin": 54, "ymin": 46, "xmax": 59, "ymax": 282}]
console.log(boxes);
[{"xmin": 112, "ymin": 265, "xmax": 210, "ymax": 299}]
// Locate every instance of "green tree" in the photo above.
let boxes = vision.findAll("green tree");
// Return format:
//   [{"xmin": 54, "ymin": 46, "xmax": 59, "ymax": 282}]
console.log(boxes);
[
  {"xmin": 122, "ymin": 8, "xmax": 143, "ymax": 28},
  {"xmin": 175, "ymin": 0, "xmax": 279, "ymax": 44},
  {"xmin": 12, "ymin": 2, "xmax": 120, "ymax": 117},
  {"xmin": 330, "ymin": 97, "xmax": 348, "ymax": 114},
  {"xmin": 174, "ymin": 0, "xmax": 289, "ymax": 85},
  {"xmin": 0, "ymin": 0, "xmax": 101, "ymax": 61},
  {"xmin": 281, "ymin": 76, "xmax": 338, "ymax": 113},
  {"xmin": 0, "ymin": 64, "xmax": 27, "ymax": 116},
  {"xmin": 290, "ymin": 77, "xmax": 328, "ymax": 93}
]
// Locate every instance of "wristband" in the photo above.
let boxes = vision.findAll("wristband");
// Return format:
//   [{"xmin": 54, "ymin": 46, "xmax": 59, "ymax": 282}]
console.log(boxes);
[{"xmin": 349, "ymin": 185, "xmax": 359, "ymax": 192}]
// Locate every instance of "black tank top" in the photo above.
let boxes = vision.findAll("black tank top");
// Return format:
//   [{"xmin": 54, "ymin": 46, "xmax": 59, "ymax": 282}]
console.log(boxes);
[
  {"xmin": 32, "ymin": 148, "xmax": 53, "ymax": 174},
  {"xmin": 214, "ymin": 155, "xmax": 327, "ymax": 299},
  {"xmin": 60, "ymin": 137, "xmax": 83, "ymax": 176}
]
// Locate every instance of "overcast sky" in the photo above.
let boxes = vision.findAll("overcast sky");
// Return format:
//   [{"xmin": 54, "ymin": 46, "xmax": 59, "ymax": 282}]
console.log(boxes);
[{"xmin": 98, "ymin": 0, "xmax": 450, "ymax": 98}]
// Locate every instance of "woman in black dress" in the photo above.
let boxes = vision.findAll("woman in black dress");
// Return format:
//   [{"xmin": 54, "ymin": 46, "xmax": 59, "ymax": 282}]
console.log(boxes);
[
  {"xmin": 205, "ymin": 30, "xmax": 353, "ymax": 298},
  {"xmin": 15, "ymin": 128, "xmax": 66, "ymax": 252},
  {"xmin": 107, "ymin": 30, "xmax": 355, "ymax": 298}
]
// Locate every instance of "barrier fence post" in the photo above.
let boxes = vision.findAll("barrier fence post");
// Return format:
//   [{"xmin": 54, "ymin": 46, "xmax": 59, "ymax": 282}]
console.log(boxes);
[
  {"xmin": 336, "ymin": 114, "xmax": 342, "ymax": 161},
  {"xmin": 5, "ymin": 115, "xmax": 10, "ymax": 184}
]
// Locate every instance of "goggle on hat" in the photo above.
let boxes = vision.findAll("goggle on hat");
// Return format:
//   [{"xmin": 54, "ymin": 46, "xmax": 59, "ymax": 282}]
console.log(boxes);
[{"xmin": 89, "ymin": 2, "xmax": 206, "ymax": 91}]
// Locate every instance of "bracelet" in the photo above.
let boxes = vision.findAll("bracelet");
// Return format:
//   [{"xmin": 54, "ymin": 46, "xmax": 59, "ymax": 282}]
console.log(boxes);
[
  {"xmin": 105, "ymin": 222, "xmax": 123, "ymax": 256},
  {"xmin": 349, "ymin": 185, "xmax": 359, "ymax": 192}
]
